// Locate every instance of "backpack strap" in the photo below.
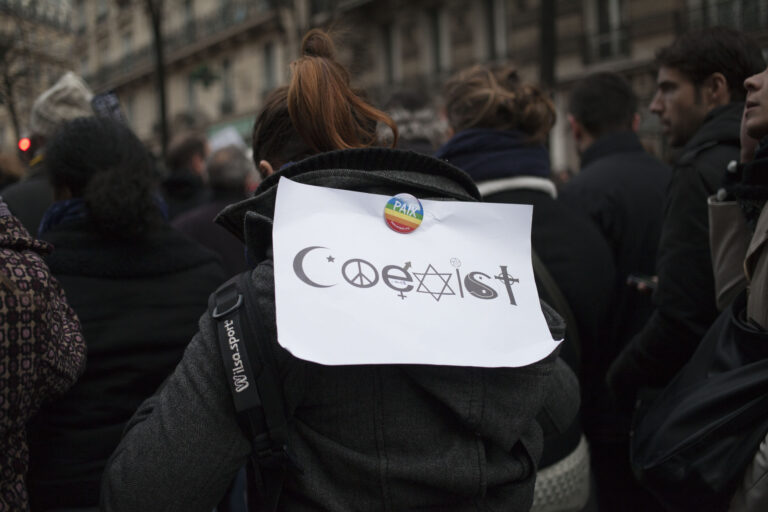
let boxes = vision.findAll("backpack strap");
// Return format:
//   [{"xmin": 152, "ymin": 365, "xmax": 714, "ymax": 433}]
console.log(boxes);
[
  {"xmin": 531, "ymin": 249, "xmax": 582, "ymax": 373},
  {"xmin": 211, "ymin": 271, "xmax": 294, "ymax": 511}
]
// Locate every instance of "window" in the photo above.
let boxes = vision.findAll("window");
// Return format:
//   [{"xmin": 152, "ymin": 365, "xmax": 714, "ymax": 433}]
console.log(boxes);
[
  {"xmin": 381, "ymin": 24, "xmax": 401, "ymax": 84},
  {"xmin": 263, "ymin": 42, "xmax": 276, "ymax": 92},
  {"xmin": 482, "ymin": 0, "xmax": 507, "ymax": 61},
  {"xmin": 427, "ymin": 8, "xmax": 450, "ymax": 74},
  {"xmin": 310, "ymin": 0, "xmax": 333, "ymax": 16},
  {"xmin": 687, "ymin": 0, "xmax": 768, "ymax": 32},
  {"xmin": 188, "ymin": 74, "xmax": 197, "ymax": 110},
  {"xmin": 123, "ymin": 32, "xmax": 132, "ymax": 58},
  {"xmin": 382, "ymin": 25, "xmax": 394, "ymax": 84},
  {"xmin": 98, "ymin": 36, "xmax": 110, "ymax": 67},
  {"xmin": 221, "ymin": 58, "xmax": 235, "ymax": 115},
  {"xmin": 97, "ymin": 0, "xmax": 108, "ymax": 20},
  {"xmin": 184, "ymin": 0, "xmax": 195, "ymax": 39},
  {"xmin": 122, "ymin": 32, "xmax": 132, "ymax": 71},
  {"xmin": 75, "ymin": 0, "xmax": 86, "ymax": 33},
  {"xmin": 584, "ymin": 0, "xmax": 628, "ymax": 63},
  {"xmin": 124, "ymin": 94, "xmax": 134, "ymax": 125}
]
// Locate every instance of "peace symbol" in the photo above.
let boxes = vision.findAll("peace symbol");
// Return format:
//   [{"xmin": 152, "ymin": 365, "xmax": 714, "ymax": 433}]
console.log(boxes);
[{"xmin": 341, "ymin": 259, "xmax": 379, "ymax": 288}]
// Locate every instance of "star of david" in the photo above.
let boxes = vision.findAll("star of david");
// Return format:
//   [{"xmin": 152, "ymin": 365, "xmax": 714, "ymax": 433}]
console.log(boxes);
[{"xmin": 413, "ymin": 264, "xmax": 455, "ymax": 302}]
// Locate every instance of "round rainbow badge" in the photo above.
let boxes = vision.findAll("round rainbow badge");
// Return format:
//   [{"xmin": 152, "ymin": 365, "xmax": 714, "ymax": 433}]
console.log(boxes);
[{"xmin": 384, "ymin": 193, "xmax": 423, "ymax": 233}]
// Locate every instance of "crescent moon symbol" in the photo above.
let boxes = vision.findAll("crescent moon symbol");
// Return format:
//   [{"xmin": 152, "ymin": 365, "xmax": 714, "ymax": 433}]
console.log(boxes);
[{"xmin": 293, "ymin": 246, "xmax": 335, "ymax": 288}]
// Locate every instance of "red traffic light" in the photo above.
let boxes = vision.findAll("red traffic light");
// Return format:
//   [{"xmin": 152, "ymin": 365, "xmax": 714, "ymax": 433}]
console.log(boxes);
[{"xmin": 18, "ymin": 137, "xmax": 31, "ymax": 152}]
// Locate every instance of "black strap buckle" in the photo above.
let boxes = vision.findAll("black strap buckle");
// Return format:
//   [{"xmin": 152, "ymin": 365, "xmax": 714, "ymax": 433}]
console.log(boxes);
[{"xmin": 212, "ymin": 292, "xmax": 243, "ymax": 319}]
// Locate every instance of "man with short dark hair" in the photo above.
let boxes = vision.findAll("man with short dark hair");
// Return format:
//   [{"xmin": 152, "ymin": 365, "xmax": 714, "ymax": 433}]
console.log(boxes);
[
  {"xmin": 562, "ymin": 71, "xmax": 671, "ymax": 512},
  {"xmin": 563, "ymin": 72, "xmax": 670, "ymax": 358},
  {"xmin": 172, "ymin": 145, "xmax": 256, "ymax": 276},
  {"xmin": 162, "ymin": 131, "xmax": 211, "ymax": 218},
  {"xmin": 607, "ymin": 28, "xmax": 765, "ymax": 409}
]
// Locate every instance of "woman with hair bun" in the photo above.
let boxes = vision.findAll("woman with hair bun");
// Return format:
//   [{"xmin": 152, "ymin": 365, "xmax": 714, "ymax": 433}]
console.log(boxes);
[
  {"xmin": 25, "ymin": 116, "xmax": 226, "ymax": 510},
  {"xmin": 436, "ymin": 64, "xmax": 614, "ymax": 511},
  {"xmin": 251, "ymin": 29, "xmax": 398, "ymax": 179},
  {"xmin": 101, "ymin": 31, "xmax": 575, "ymax": 512}
]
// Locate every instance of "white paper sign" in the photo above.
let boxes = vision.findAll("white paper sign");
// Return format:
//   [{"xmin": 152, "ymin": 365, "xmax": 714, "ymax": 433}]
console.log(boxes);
[{"xmin": 273, "ymin": 177, "xmax": 560, "ymax": 367}]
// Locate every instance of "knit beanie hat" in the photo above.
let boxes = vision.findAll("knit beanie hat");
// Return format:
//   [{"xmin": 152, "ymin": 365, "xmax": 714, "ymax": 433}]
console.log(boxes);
[{"xmin": 29, "ymin": 72, "xmax": 94, "ymax": 139}]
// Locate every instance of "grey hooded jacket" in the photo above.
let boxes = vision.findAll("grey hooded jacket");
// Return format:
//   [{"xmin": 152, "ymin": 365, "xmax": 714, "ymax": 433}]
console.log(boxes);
[{"xmin": 100, "ymin": 149, "xmax": 577, "ymax": 511}]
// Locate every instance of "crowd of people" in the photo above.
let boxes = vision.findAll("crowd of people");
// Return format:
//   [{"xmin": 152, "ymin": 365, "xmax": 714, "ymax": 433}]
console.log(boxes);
[{"xmin": 0, "ymin": 24, "xmax": 767, "ymax": 512}]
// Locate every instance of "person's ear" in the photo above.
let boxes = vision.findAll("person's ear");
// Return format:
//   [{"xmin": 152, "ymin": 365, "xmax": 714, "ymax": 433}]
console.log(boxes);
[
  {"xmin": 258, "ymin": 160, "xmax": 275, "ymax": 178},
  {"xmin": 439, "ymin": 107, "xmax": 454, "ymax": 140},
  {"xmin": 704, "ymin": 72, "xmax": 730, "ymax": 107},
  {"xmin": 631, "ymin": 113, "xmax": 641, "ymax": 132},
  {"xmin": 191, "ymin": 153, "xmax": 206, "ymax": 177},
  {"xmin": 567, "ymin": 114, "xmax": 583, "ymax": 141}
]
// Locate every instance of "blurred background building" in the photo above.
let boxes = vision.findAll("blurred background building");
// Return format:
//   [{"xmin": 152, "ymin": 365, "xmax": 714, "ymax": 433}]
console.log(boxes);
[
  {"xmin": 0, "ymin": 0, "xmax": 73, "ymax": 147},
  {"xmin": 1, "ymin": 0, "xmax": 767, "ymax": 170}
]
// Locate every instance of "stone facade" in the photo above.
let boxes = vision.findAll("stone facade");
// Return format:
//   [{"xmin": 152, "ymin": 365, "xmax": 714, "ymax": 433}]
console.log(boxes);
[{"xmin": 2, "ymin": 0, "xmax": 767, "ymax": 168}]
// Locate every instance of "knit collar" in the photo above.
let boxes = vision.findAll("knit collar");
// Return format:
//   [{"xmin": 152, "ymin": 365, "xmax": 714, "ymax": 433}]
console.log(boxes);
[
  {"xmin": 434, "ymin": 128, "xmax": 551, "ymax": 183},
  {"xmin": 215, "ymin": 147, "xmax": 479, "ymax": 237},
  {"xmin": 580, "ymin": 131, "xmax": 645, "ymax": 168},
  {"xmin": 215, "ymin": 147, "xmax": 481, "ymax": 265},
  {"xmin": 38, "ymin": 198, "xmax": 89, "ymax": 237}
]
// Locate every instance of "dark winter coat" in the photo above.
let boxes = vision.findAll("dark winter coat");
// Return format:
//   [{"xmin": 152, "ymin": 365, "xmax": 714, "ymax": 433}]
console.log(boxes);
[
  {"xmin": 437, "ymin": 130, "xmax": 611, "ymax": 502},
  {"xmin": 172, "ymin": 191, "xmax": 249, "ymax": 276},
  {"xmin": 482, "ymin": 184, "xmax": 614, "ymax": 403},
  {"xmin": 437, "ymin": 129, "xmax": 615, "ymax": 390},
  {"xmin": 0, "ymin": 200, "xmax": 85, "ymax": 512},
  {"xmin": 161, "ymin": 170, "xmax": 211, "ymax": 219},
  {"xmin": 101, "ymin": 148, "xmax": 577, "ymax": 512},
  {"xmin": 561, "ymin": 132, "xmax": 670, "ymax": 351},
  {"xmin": 26, "ymin": 220, "xmax": 226, "ymax": 509},
  {"xmin": 0, "ymin": 162, "xmax": 54, "ymax": 235},
  {"xmin": 607, "ymin": 102, "xmax": 743, "ymax": 407}
]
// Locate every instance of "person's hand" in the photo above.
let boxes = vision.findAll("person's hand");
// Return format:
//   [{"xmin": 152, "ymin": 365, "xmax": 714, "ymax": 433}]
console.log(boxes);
[{"xmin": 627, "ymin": 275, "xmax": 657, "ymax": 293}]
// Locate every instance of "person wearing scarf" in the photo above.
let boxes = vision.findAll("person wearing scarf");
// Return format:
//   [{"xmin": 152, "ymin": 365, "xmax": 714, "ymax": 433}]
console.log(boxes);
[{"xmin": 437, "ymin": 64, "xmax": 617, "ymax": 512}]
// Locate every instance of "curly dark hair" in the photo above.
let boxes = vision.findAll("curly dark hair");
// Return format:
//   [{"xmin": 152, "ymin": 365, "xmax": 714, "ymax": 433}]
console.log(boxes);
[
  {"xmin": 656, "ymin": 27, "xmax": 765, "ymax": 102},
  {"xmin": 45, "ymin": 116, "xmax": 162, "ymax": 239}
]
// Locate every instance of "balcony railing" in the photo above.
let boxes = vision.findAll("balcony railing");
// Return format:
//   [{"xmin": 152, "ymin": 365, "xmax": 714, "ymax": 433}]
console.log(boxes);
[
  {"xmin": 86, "ymin": 0, "xmax": 271, "ymax": 90},
  {"xmin": 0, "ymin": 0, "xmax": 71, "ymax": 31},
  {"xmin": 683, "ymin": 0, "xmax": 768, "ymax": 34},
  {"xmin": 582, "ymin": 26, "xmax": 631, "ymax": 64}
]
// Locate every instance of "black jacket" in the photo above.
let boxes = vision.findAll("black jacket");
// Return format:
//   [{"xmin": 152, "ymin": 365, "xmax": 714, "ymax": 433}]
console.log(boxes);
[
  {"xmin": 101, "ymin": 149, "xmax": 578, "ymax": 512},
  {"xmin": 172, "ymin": 190, "xmax": 249, "ymax": 277},
  {"xmin": 484, "ymin": 183, "xmax": 614, "ymax": 401},
  {"xmin": 607, "ymin": 103, "xmax": 743, "ymax": 406},
  {"xmin": 27, "ymin": 221, "xmax": 226, "ymax": 508},
  {"xmin": 0, "ymin": 163, "xmax": 54, "ymax": 235},
  {"xmin": 161, "ymin": 170, "xmax": 211, "ymax": 219},
  {"xmin": 561, "ymin": 132, "xmax": 670, "ymax": 380}
]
